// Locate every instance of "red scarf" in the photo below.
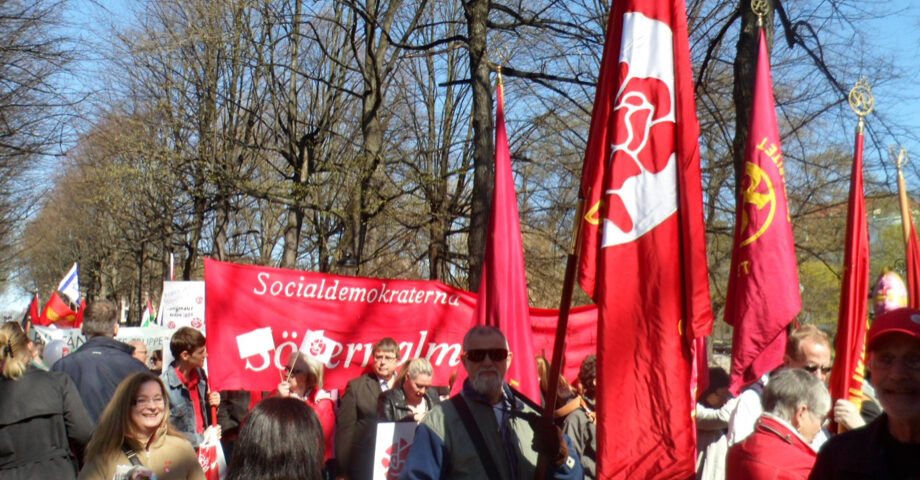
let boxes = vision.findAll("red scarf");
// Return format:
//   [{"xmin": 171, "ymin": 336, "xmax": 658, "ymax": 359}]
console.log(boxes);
[{"xmin": 175, "ymin": 366, "xmax": 205, "ymax": 434}]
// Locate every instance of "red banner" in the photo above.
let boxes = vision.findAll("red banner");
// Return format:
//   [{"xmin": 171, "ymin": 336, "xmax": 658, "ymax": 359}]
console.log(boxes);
[
  {"xmin": 204, "ymin": 258, "xmax": 597, "ymax": 393},
  {"xmin": 724, "ymin": 28, "xmax": 801, "ymax": 395},
  {"xmin": 830, "ymin": 120, "xmax": 869, "ymax": 425}
]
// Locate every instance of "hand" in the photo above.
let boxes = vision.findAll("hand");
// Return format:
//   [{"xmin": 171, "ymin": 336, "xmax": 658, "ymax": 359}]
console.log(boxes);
[
  {"xmin": 208, "ymin": 391, "xmax": 221, "ymax": 407},
  {"xmin": 833, "ymin": 399, "xmax": 865, "ymax": 430},
  {"xmin": 532, "ymin": 419, "xmax": 569, "ymax": 467},
  {"xmin": 206, "ymin": 424, "xmax": 222, "ymax": 440},
  {"xmin": 278, "ymin": 381, "xmax": 291, "ymax": 398}
]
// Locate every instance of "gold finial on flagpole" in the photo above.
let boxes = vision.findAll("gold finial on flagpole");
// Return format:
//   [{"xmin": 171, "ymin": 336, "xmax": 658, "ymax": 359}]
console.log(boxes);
[
  {"xmin": 849, "ymin": 77, "xmax": 874, "ymax": 119},
  {"xmin": 752, "ymin": 0, "xmax": 768, "ymax": 27},
  {"xmin": 490, "ymin": 47, "xmax": 507, "ymax": 87},
  {"xmin": 892, "ymin": 146, "xmax": 908, "ymax": 172}
]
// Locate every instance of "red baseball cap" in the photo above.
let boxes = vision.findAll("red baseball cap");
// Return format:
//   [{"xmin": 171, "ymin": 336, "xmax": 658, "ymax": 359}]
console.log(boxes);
[{"xmin": 867, "ymin": 307, "xmax": 920, "ymax": 351}]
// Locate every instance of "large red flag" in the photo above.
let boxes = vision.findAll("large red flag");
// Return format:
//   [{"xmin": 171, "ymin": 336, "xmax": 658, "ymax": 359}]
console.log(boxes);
[
  {"xmin": 723, "ymin": 28, "xmax": 802, "ymax": 396},
  {"xmin": 576, "ymin": 0, "xmax": 713, "ymax": 477},
  {"xmin": 829, "ymin": 118, "xmax": 869, "ymax": 430},
  {"xmin": 469, "ymin": 78, "xmax": 540, "ymax": 402}
]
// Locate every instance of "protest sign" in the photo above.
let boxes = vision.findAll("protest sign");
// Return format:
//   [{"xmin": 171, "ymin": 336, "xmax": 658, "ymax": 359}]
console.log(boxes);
[
  {"xmin": 158, "ymin": 281, "xmax": 206, "ymax": 332},
  {"xmin": 373, "ymin": 422, "xmax": 417, "ymax": 480}
]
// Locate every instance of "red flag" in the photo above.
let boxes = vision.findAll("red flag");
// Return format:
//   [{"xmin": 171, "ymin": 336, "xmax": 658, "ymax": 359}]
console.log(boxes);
[
  {"xmin": 898, "ymin": 160, "xmax": 920, "ymax": 308},
  {"xmin": 723, "ymin": 28, "xmax": 801, "ymax": 396},
  {"xmin": 74, "ymin": 299, "xmax": 86, "ymax": 329},
  {"xmin": 467, "ymin": 79, "xmax": 541, "ymax": 402},
  {"xmin": 576, "ymin": 0, "xmax": 713, "ymax": 476},
  {"xmin": 907, "ymin": 226, "xmax": 920, "ymax": 307},
  {"xmin": 829, "ymin": 118, "xmax": 869, "ymax": 430},
  {"xmin": 38, "ymin": 291, "xmax": 79, "ymax": 328},
  {"xmin": 27, "ymin": 294, "xmax": 41, "ymax": 327}
]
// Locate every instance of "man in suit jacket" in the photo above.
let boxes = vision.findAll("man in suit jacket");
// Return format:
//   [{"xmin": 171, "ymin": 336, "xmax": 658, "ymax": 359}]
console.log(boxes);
[{"xmin": 335, "ymin": 337, "xmax": 399, "ymax": 479}]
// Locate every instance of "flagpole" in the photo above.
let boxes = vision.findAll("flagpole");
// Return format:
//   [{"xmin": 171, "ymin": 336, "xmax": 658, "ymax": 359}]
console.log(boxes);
[
  {"xmin": 896, "ymin": 148, "xmax": 911, "ymax": 245},
  {"xmin": 535, "ymin": 197, "xmax": 586, "ymax": 479}
]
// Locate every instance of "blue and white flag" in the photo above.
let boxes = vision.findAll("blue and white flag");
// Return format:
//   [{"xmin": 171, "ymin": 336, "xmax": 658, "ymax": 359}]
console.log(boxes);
[{"xmin": 57, "ymin": 263, "xmax": 80, "ymax": 303}]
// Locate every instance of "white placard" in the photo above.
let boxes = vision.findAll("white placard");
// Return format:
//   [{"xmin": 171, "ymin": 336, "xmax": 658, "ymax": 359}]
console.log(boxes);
[
  {"xmin": 158, "ymin": 281, "xmax": 206, "ymax": 333},
  {"xmin": 236, "ymin": 327, "xmax": 275, "ymax": 359},
  {"xmin": 373, "ymin": 421, "xmax": 418, "ymax": 480},
  {"xmin": 299, "ymin": 330, "xmax": 342, "ymax": 364}
]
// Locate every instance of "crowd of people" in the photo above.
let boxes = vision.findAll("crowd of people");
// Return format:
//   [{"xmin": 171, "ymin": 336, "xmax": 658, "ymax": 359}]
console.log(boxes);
[
  {"xmin": 695, "ymin": 310, "xmax": 920, "ymax": 479},
  {"xmin": 2, "ymin": 297, "xmax": 919, "ymax": 479}
]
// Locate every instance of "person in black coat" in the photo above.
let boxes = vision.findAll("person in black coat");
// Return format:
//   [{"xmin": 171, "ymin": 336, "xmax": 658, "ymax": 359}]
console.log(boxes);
[
  {"xmin": 378, "ymin": 357, "xmax": 440, "ymax": 423},
  {"xmin": 51, "ymin": 300, "xmax": 148, "ymax": 423},
  {"xmin": 335, "ymin": 337, "xmax": 399, "ymax": 479},
  {"xmin": 0, "ymin": 321, "xmax": 94, "ymax": 480}
]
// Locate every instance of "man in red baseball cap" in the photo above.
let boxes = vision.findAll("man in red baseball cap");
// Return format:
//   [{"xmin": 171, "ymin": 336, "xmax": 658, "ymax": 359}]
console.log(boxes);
[{"xmin": 810, "ymin": 307, "xmax": 920, "ymax": 479}]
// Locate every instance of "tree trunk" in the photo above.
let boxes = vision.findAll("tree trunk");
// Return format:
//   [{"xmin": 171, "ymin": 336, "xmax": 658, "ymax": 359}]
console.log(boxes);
[
  {"xmin": 465, "ymin": 0, "xmax": 493, "ymax": 292},
  {"xmin": 732, "ymin": 2, "xmax": 775, "ymax": 195}
]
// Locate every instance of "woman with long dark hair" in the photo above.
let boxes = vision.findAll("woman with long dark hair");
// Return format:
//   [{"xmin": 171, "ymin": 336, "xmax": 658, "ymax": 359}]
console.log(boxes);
[
  {"xmin": 0, "ymin": 321, "xmax": 94, "ymax": 479},
  {"xmin": 79, "ymin": 371, "xmax": 204, "ymax": 479},
  {"xmin": 226, "ymin": 396, "xmax": 323, "ymax": 480}
]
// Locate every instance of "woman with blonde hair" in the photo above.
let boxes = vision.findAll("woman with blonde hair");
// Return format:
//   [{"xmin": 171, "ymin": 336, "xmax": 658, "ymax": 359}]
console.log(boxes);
[
  {"xmin": 79, "ymin": 371, "xmax": 204, "ymax": 479},
  {"xmin": 0, "ymin": 321, "xmax": 94, "ymax": 479},
  {"xmin": 378, "ymin": 357, "xmax": 440, "ymax": 423}
]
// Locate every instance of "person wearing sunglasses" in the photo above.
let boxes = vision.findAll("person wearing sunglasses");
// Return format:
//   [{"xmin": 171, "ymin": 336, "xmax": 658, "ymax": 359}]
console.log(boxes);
[
  {"xmin": 402, "ymin": 325, "xmax": 582, "ymax": 480},
  {"xmin": 277, "ymin": 353, "xmax": 335, "ymax": 467},
  {"xmin": 378, "ymin": 357, "xmax": 440, "ymax": 423},
  {"xmin": 811, "ymin": 307, "xmax": 920, "ymax": 479},
  {"xmin": 728, "ymin": 324, "xmax": 833, "ymax": 451},
  {"xmin": 335, "ymin": 336, "xmax": 399, "ymax": 480}
]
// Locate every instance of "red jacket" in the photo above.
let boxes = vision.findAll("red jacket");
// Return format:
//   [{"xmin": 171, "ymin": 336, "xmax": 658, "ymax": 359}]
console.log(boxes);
[{"xmin": 726, "ymin": 414, "xmax": 817, "ymax": 480}]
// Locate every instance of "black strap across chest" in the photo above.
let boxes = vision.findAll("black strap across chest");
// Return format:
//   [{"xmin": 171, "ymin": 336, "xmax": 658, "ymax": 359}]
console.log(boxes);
[{"xmin": 450, "ymin": 395, "xmax": 503, "ymax": 480}]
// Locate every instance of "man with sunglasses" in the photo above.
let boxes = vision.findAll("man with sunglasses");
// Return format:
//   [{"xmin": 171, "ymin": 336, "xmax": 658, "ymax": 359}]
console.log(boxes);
[
  {"xmin": 335, "ymin": 336, "xmax": 399, "ymax": 479},
  {"xmin": 401, "ymin": 325, "xmax": 582, "ymax": 479},
  {"xmin": 728, "ymin": 325, "xmax": 833, "ymax": 451},
  {"xmin": 810, "ymin": 307, "xmax": 920, "ymax": 479}
]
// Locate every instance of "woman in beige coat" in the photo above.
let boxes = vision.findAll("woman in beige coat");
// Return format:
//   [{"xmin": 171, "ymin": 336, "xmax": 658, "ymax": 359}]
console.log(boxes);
[{"xmin": 79, "ymin": 371, "xmax": 204, "ymax": 480}]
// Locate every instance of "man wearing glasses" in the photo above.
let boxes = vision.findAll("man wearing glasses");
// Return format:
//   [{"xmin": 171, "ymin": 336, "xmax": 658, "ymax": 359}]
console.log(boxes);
[
  {"xmin": 810, "ymin": 308, "xmax": 920, "ymax": 479},
  {"xmin": 728, "ymin": 324, "xmax": 833, "ymax": 450},
  {"xmin": 401, "ymin": 325, "xmax": 582, "ymax": 480},
  {"xmin": 335, "ymin": 336, "xmax": 399, "ymax": 479}
]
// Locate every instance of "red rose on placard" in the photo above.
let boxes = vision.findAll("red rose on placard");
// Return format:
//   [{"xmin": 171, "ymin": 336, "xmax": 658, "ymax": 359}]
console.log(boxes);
[
  {"xmin": 192, "ymin": 318, "xmax": 203, "ymax": 329},
  {"xmin": 196, "ymin": 296, "xmax": 203, "ymax": 304},
  {"xmin": 309, "ymin": 338, "xmax": 326, "ymax": 357},
  {"xmin": 381, "ymin": 438, "xmax": 411, "ymax": 480},
  {"xmin": 168, "ymin": 321, "xmax": 176, "ymax": 329}
]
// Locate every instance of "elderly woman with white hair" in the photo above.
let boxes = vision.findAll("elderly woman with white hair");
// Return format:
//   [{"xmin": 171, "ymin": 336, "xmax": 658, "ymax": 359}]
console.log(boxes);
[
  {"xmin": 726, "ymin": 368, "xmax": 831, "ymax": 480},
  {"xmin": 378, "ymin": 357, "xmax": 441, "ymax": 423},
  {"xmin": 277, "ymin": 353, "xmax": 335, "ymax": 465}
]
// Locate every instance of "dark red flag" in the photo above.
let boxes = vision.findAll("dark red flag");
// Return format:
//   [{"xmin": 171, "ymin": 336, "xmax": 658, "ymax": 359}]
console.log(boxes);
[
  {"xmin": 829, "ymin": 118, "xmax": 869, "ymax": 430},
  {"xmin": 576, "ymin": 0, "xmax": 713, "ymax": 476},
  {"xmin": 468, "ymin": 78, "xmax": 541, "ymax": 402},
  {"xmin": 724, "ymin": 29, "xmax": 801, "ymax": 395}
]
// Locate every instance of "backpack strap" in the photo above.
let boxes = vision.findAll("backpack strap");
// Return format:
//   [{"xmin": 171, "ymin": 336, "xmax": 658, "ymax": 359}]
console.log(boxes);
[
  {"xmin": 121, "ymin": 443, "xmax": 144, "ymax": 467},
  {"xmin": 450, "ymin": 395, "xmax": 503, "ymax": 480}
]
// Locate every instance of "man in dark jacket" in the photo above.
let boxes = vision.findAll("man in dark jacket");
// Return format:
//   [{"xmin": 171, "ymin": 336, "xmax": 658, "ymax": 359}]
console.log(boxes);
[
  {"xmin": 51, "ymin": 300, "xmax": 147, "ymax": 423},
  {"xmin": 335, "ymin": 336, "xmax": 399, "ymax": 479},
  {"xmin": 810, "ymin": 308, "xmax": 920, "ymax": 479}
]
